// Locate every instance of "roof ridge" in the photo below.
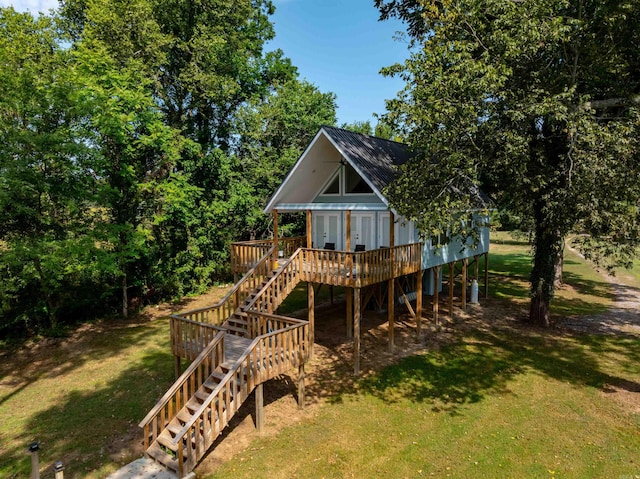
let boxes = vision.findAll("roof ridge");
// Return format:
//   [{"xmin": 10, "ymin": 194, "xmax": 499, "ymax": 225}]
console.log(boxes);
[{"xmin": 320, "ymin": 124, "xmax": 407, "ymax": 147}]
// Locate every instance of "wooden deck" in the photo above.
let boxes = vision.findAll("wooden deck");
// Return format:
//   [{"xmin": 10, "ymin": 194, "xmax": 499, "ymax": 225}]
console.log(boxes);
[{"xmin": 222, "ymin": 334, "xmax": 252, "ymax": 366}]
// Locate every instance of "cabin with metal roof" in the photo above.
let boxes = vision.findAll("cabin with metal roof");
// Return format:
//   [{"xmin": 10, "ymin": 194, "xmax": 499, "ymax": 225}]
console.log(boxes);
[{"xmin": 146, "ymin": 127, "xmax": 491, "ymax": 476}]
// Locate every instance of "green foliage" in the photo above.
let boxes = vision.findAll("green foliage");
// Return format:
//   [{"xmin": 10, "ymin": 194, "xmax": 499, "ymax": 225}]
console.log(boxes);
[
  {"xmin": 234, "ymin": 79, "xmax": 337, "ymax": 239},
  {"xmin": 1, "ymin": 1, "xmax": 331, "ymax": 335},
  {"xmin": 377, "ymin": 0, "xmax": 640, "ymax": 324}
]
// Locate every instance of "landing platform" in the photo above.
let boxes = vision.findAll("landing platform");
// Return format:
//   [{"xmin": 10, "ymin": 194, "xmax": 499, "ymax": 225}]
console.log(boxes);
[{"xmin": 106, "ymin": 457, "xmax": 185, "ymax": 479}]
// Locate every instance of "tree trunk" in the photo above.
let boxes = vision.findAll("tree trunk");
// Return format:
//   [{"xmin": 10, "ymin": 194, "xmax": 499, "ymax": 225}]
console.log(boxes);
[
  {"xmin": 554, "ymin": 242, "xmax": 564, "ymax": 288},
  {"xmin": 527, "ymin": 201, "xmax": 564, "ymax": 327},
  {"xmin": 529, "ymin": 292, "xmax": 550, "ymax": 327}
]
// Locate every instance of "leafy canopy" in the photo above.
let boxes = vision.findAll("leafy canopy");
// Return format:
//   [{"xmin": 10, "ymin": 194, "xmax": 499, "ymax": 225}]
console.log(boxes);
[{"xmin": 377, "ymin": 0, "xmax": 640, "ymax": 325}]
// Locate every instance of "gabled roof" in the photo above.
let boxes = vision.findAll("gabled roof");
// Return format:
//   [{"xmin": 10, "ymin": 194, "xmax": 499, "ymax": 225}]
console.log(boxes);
[
  {"xmin": 320, "ymin": 126, "xmax": 413, "ymax": 194},
  {"xmin": 264, "ymin": 126, "xmax": 414, "ymax": 213}
]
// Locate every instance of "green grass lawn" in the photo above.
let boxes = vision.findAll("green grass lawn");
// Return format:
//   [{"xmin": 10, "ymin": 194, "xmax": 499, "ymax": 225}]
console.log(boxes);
[
  {"xmin": 489, "ymin": 231, "xmax": 616, "ymax": 318},
  {"xmin": 0, "ymin": 318, "xmax": 175, "ymax": 478},
  {"xmin": 207, "ymin": 330, "xmax": 640, "ymax": 479},
  {"xmin": 1, "ymin": 233, "xmax": 639, "ymax": 479}
]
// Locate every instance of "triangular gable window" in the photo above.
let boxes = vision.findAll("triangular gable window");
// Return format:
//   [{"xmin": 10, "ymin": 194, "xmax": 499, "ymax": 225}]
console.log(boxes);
[
  {"xmin": 322, "ymin": 173, "xmax": 340, "ymax": 195},
  {"xmin": 320, "ymin": 163, "xmax": 374, "ymax": 196},
  {"xmin": 345, "ymin": 164, "xmax": 373, "ymax": 194}
]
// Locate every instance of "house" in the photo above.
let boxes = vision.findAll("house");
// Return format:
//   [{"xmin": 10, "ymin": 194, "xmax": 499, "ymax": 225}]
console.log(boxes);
[
  {"xmin": 140, "ymin": 126, "xmax": 490, "ymax": 477},
  {"xmin": 258, "ymin": 125, "xmax": 490, "ymax": 363}
]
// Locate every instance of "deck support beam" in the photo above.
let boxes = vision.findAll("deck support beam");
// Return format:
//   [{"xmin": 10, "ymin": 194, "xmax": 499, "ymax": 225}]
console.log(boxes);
[
  {"xmin": 484, "ymin": 252, "xmax": 489, "ymax": 298},
  {"xmin": 307, "ymin": 282, "xmax": 315, "ymax": 358},
  {"xmin": 388, "ymin": 210, "xmax": 395, "ymax": 352},
  {"xmin": 416, "ymin": 268, "xmax": 423, "ymax": 337},
  {"xmin": 354, "ymin": 287, "xmax": 361, "ymax": 375},
  {"xmin": 346, "ymin": 287, "xmax": 353, "ymax": 338},
  {"xmin": 306, "ymin": 209, "xmax": 312, "ymax": 249},
  {"xmin": 255, "ymin": 383, "xmax": 264, "ymax": 432},
  {"xmin": 461, "ymin": 258, "xmax": 468, "ymax": 312},
  {"xmin": 174, "ymin": 356, "xmax": 181, "ymax": 380},
  {"xmin": 433, "ymin": 265, "xmax": 440, "ymax": 325},
  {"xmin": 273, "ymin": 209, "xmax": 279, "ymax": 266},
  {"xmin": 298, "ymin": 364, "xmax": 305, "ymax": 409},
  {"xmin": 449, "ymin": 262, "xmax": 454, "ymax": 318},
  {"xmin": 388, "ymin": 279, "xmax": 395, "ymax": 352}
]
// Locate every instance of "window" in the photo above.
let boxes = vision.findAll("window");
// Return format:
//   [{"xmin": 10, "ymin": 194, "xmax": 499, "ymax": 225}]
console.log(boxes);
[
  {"xmin": 344, "ymin": 164, "xmax": 373, "ymax": 194},
  {"xmin": 321, "ymin": 173, "xmax": 340, "ymax": 195}
]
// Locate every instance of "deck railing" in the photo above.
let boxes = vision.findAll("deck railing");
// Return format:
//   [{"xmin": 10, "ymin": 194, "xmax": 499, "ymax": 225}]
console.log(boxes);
[
  {"xmin": 298, "ymin": 243, "xmax": 423, "ymax": 287},
  {"xmin": 244, "ymin": 249, "xmax": 303, "ymax": 314},
  {"xmin": 169, "ymin": 316, "xmax": 225, "ymax": 361},
  {"xmin": 231, "ymin": 236, "xmax": 306, "ymax": 274},
  {"xmin": 139, "ymin": 331, "xmax": 226, "ymax": 453},
  {"xmin": 170, "ymin": 317, "xmax": 309, "ymax": 476}
]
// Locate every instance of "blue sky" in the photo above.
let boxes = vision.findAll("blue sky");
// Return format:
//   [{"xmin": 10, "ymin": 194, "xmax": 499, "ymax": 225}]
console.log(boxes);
[{"xmin": 1, "ymin": 0, "xmax": 408, "ymax": 125}]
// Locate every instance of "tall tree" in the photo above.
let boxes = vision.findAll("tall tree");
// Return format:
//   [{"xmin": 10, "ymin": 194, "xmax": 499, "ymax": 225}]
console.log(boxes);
[
  {"xmin": 376, "ymin": 0, "xmax": 640, "ymax": 326},
  {"xmin": 0, "ymin": 8, "xmax": 98, "ymax": 332},
  {"xmin": 69, "ymin": 40, "xmax": 192, "ymax": 317},
  {"xmin": 234, "ymin": 79, "xmax": 337, "ymax": 239}
]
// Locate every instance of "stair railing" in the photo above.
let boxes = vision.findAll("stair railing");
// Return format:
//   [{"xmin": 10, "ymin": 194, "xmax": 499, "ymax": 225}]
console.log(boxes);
[
  {"xmin": 170, "ymin": 317, "xmax": 309, "ymax": 477},
  {"xmin": 139, "ymin": 330, "xmax": 226, "ymax": 452},
  {"xmin": 174, "ymin": 245, "xmax": 276, "ymax": 326},
  {"xmin": 244, "ymin": 248, "xmax": 302, "ymax": 314}
]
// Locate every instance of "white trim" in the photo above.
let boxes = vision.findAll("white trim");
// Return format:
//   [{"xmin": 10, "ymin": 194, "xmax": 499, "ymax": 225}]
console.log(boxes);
[
  {"xmin": 318, "ymin": 166, "xmax": 342, "ymax": 197},
  {"xmin": 272, "ymin": 203, "xmax": 392, "ymax": 212}
]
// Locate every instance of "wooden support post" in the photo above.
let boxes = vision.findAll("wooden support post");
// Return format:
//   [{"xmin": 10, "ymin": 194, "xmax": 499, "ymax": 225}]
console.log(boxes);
[
  {"xmin": 354, "ymin": 287, "xmax": 361, "ymax": 375},
  {"xmin": 388, "ymin": 278, "xmax": 395, "ymax": 352},
  {"xmin": 306, "ymin": 209, "xmax": 312, "ymax": 249},
  {"xmin": 346, "ymin": 210, "xmax": 352, "ymax": 251},
  {"xmin": 433, "ymin": 266, "xmax": 440, "ymax": 325},
  {"xmin": 388, "ymin": 210, "xmax": 395, "ymax": 352},
  {"xmin": 273, "ymin": 209, "xmax": 279, "ymax": 258},
  {"xmin": 389, "ymin": 211, "xmax": 395, "ymax": 248},
  {"xmin": 416, "ymin": 268, "xmax": 423, "ymax": 337},
  {"xmin": 462, "ymin": 258, "xmax": 468, "ymax": 312},
  {"xmin": 307, "ymin": 282, "xmax": 315, "ymax": 358},
  {"xmin": 298, "ymin": 364, "xmax": 305, "ymax": 409},
  {"xmin": 174, "ymin": 356, "xmax": 181, "ymax": 380},
  {"xmin": 255, "ymin": 383, "xmax": 264, "ymax": 432},
  {"xmin": 449, "ymin": 262, "xmax": 454, "ymax": 318},
  {"xmin": 484, "ymin": 252, "xmax": 489, "ymax": 298},
  {"xmin": 346, "ymin": 287, "xmax": 353, "ymax": 338}
]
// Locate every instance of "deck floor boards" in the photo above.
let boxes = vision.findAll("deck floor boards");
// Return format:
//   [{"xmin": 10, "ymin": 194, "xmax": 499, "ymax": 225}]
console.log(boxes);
[{"xmin": 224, "ymin": 335, "xmax": 253, "ymax": 364}]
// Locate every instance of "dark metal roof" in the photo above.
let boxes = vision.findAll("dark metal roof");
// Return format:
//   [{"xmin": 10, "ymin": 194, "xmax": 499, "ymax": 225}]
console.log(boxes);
[{"xmin": 321, "ymin": 125, "xmax": 413, "ymax": 194}]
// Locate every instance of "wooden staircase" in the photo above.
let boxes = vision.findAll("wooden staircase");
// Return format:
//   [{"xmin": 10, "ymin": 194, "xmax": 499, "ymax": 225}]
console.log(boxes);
[{"xmin": 140, "ymin": 248, "xmax": 309, "ymax": 477}]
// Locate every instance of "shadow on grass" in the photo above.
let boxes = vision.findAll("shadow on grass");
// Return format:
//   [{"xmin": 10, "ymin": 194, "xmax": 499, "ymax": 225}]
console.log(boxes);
[
  {"xmin": 359, "ymin": 319, "xmax": 640, "ymax": 415},
  {"xmin": 0, "ymin": 322, "xmax": 175, "ymax": 478}
]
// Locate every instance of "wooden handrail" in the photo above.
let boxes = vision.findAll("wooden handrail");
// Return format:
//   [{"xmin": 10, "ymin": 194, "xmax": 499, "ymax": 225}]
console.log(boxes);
[
  {"xmin": 139, "ymin": 330, "xmax": 226, "ymax": 455},
  {"xmin": 139, "ymin": 330, "xmax": 225, "ymax": 427},
  {"xmin": 244, "ymin": 248, "xmax": 302, "ymax": 314},
  {"xmin": 175, "ymin": 245, "xmax": 276, "ymax": 326},
  {"xmin": 169, "ymin": 320, "xmax": 309, "ymax": 447}
]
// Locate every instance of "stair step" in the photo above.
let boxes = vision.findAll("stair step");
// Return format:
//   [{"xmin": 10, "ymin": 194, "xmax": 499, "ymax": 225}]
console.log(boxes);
[
  {"xmin": 147, "ymin": 441, "xmax": 179, "ymax": 473},
  {"xmin": 157, "ymin": 429, "xmax": 179, "ymax": 452},
  {"xmin": 177, "ymin": 408, "xmax": 193, "ymax": 423},
  {"xmin": 223, "ymin": 324, "xmax": 246, "ymax": 335},
  {"xmin": 195, "ymin": 390, "xmax": 211, "ymax": 402}
]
